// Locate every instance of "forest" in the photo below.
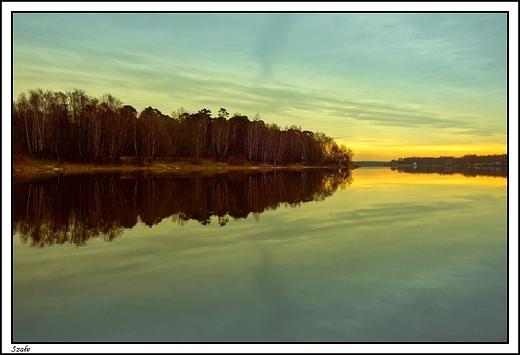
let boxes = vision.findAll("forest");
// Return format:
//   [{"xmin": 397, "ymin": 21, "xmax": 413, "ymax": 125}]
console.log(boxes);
[{"xmin": 12, "ymin": 88, "xmax": 353, "ymax": 166}]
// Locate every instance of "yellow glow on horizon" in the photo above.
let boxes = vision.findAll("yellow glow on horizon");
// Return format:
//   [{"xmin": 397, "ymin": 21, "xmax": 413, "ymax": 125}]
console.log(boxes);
[{"xmin": 341, "ymin": 142, "xmax": 507, "ymax": 161}]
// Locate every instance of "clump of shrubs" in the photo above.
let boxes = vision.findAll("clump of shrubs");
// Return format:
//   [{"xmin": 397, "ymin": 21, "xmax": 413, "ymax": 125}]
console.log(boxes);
[
  {"xmin": 189, "ymin": 157, "xmax": 204, "ymax": 166},
  {"xmin": 132, "ymin": 156, "xmax": 146, "ymax": 167},
  {"xmin": 226, "ymin": 155, "xmax": 247, "ymax": 166}
]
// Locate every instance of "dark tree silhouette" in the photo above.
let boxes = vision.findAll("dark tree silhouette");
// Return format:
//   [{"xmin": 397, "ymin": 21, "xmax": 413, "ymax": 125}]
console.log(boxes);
[{"xmin": 13, "ymin": 88, "xmax": 354, "ymax": 166}]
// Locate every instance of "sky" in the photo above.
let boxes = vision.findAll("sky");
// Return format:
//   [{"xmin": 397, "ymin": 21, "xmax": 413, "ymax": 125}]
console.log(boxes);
[{"xmin": 7, "ymin": 5, "xmax": 514, "ymax": 161}]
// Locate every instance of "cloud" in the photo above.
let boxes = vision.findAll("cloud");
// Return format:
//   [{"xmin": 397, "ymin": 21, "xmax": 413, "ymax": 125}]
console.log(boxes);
[{"xmin": 254, "ymin": 14, "xmax": 295, "ymax": 78}]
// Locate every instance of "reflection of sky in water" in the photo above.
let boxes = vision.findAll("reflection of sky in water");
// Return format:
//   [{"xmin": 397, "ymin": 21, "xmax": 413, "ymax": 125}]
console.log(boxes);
[{"xmin": 13, "ymin": 168, "xmax": 507, "ymax": 342}]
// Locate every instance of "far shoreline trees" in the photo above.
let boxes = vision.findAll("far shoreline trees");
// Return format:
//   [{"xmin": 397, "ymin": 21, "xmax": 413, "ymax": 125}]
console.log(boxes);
[
  {"xmin": 13, "ymin": 88, "xmax": 353, "ymax": 167},
  {"xmin": 390, "ymin": 155, "xmax": 507, "ymax": 168}
]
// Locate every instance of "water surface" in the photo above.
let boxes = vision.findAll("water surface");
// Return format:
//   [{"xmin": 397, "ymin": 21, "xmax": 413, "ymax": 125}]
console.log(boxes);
[{"xmin": 13, "ymin": 168, "xmax": 507, "ymax": 342}]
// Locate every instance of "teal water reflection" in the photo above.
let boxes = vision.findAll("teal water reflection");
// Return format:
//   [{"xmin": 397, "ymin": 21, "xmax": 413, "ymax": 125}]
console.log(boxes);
[{"xmin": 13, "ymin": 168, "xmax": 507, "ymax": 342}]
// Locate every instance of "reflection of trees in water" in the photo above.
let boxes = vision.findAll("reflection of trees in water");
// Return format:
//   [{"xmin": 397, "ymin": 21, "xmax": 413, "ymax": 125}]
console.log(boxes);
[
  {"xmin": 392, "ymin": 166, "xmax": 507, "ymax": 178},
  {"xmin": 14, "ymin": 176, "xmax": 129, "ymax": 247},
  {"xmin": 13, "ymin": 170, "xmax": 353, "ymax": 247}
]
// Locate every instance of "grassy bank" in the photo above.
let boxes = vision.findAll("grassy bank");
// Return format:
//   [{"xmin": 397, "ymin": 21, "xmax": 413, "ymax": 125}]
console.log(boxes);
[{"xmin": 13, "ymin": 154, "xmax": 356, "ymax": 181}]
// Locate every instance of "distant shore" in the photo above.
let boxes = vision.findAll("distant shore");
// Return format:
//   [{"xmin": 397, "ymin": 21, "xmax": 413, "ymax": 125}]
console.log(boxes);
[{"xmin": 13, "ymin": 154, "xmax": 358, "ymax": 181}]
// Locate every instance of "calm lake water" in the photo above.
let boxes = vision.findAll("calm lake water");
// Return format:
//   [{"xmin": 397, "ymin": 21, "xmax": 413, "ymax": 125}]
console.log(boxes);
[{"xmin": 12, "ymin": 168, "xmax": 508, "ymax": 343}]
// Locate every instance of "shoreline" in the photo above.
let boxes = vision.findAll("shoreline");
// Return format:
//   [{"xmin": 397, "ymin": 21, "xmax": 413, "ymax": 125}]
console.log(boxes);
[{"xmin": 13, "ymin": 155, "xmax": 357, "ymax": 181}]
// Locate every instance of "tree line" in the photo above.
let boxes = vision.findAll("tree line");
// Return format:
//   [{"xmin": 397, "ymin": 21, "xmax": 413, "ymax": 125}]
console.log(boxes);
[
  {"xmin": 13, "ymin": 170, "xmax": 353, "ymax": 247},
  {"xmin": 12, "ymin": 88, "xmax": 353, "ymax": 166},
  {"xmin": 391, "ymin": 154, "xmax": 507, "ymax": 167}
]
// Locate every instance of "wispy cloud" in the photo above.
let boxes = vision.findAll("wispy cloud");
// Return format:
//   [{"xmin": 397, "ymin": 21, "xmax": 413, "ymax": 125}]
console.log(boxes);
[{"xmin": 253, "ymin": 14, "xmax": 295, "ymax": 78}]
